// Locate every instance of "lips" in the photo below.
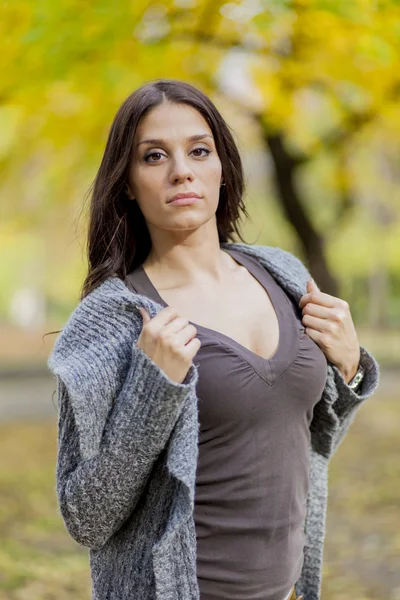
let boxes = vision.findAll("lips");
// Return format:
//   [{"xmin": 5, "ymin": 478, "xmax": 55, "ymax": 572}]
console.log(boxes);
[
  {"xmin": 168, "ymin": 196, "xmax": 200, "ymax": 206},
  {"xmin": 167, "ymin": 192, "xmax": 202, "ymax": 203}
]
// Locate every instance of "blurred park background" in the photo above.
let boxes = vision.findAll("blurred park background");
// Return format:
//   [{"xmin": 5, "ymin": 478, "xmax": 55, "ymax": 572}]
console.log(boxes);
[{"xmin": 1, "ymin": 0, "xmax": 400, "ymax": 598}]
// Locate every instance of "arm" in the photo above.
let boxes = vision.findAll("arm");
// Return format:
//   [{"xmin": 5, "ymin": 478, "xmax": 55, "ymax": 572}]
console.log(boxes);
[{"xmin": 56, "ymin": 345, "xmax": 198, "ymax": 550}]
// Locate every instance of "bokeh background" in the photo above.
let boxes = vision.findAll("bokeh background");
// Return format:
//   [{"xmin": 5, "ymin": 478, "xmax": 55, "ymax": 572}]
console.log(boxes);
[{"xmin": 1, "ymin": 1, "xmax": 399, "ymax": 598}]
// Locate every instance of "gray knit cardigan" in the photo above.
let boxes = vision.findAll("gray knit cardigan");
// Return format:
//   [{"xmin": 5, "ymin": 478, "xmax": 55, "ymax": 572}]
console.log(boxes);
[{"xmin": 48, "ymin": 242, "xmax": 380, "ymax": 600}]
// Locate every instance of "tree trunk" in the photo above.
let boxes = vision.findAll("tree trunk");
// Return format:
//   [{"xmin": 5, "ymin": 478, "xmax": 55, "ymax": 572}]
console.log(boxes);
[{"xmin": 264, "ymin": 131, "xmax": 339, "ymax": 297}]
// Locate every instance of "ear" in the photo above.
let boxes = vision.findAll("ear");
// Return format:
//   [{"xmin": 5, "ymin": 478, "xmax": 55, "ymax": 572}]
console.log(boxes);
[{"xmin": 125, "ymin": 183, "xmax": 135, "ymax": 200}]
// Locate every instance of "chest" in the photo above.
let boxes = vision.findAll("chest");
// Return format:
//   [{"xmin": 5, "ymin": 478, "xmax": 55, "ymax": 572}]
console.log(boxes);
[{"xmin": 157, "ymin": 268, "xmax": 281, "ymax": 361}]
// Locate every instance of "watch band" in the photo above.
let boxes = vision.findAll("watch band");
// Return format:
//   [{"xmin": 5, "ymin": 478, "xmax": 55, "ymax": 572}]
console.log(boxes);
[{"xmin": 348, "ymin": 365, "xmax": 365, "ymax": 391}]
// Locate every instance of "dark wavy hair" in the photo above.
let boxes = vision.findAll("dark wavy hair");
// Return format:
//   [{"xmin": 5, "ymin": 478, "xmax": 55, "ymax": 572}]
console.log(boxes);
[{"xmin": 81, "ymin": 78, "xmax": 250, "ymax": 300}]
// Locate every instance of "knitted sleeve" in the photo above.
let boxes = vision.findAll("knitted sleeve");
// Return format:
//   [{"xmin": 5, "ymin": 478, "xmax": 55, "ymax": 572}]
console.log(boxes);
[
  {"xmin": 309, "ymin": 343, "xmax": 380, "ymax": 459},
  {"xmin": 329, "ymin": 343, "xmax": 380, "ymax": 454},
  {"xmin": 55, "ymin": 345, "xmax": 198, "ymax": 550}
]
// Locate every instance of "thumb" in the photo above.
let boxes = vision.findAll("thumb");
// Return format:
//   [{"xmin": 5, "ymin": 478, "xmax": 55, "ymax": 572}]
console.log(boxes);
[
  {"xmin": 138, "ymin": 306, "xmax": 150, "ymax": 323},
  {"xmin": 308, "ymin": 277, "xmax": 319, "ymax": 291}
]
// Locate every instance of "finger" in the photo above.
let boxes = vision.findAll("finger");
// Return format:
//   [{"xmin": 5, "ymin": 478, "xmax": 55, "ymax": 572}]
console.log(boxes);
[
  {"xmin": 138, "ymin": 307, "xmax": 150, "ymax": 323},
  {"xmin": 143, "ymin": 305, "xmax": 179, "ymax": 329},
  {"xmin": 175, "ymin": 324, "xmax": 199, "ymax": 348},
  {"xmin": 307, "ymin": 278, "xmax": 321, "ymax": 293},
  {"xmin": 163, "ymin": 316, "xmax": 194, "ymax": 335},
  {"xmin": 299, "ymin": 291, "xmax": 338, "ymax": 310},
  {"xmin": 302, "ymin": 314, "xmax": 334, "ymax": 333},
  {"xmin": 301, "ymin": 303, "xmax": 332, "ymax": 319},
  {"xmin": 304, "ymin": 325, "xmax": 323, "ymax": 344}
]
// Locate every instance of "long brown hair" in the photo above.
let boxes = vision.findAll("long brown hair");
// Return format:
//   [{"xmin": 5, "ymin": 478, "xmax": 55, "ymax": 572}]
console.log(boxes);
[{"xmin": 81, "ymin": 78, "xmax": 250, "ymax": 300}]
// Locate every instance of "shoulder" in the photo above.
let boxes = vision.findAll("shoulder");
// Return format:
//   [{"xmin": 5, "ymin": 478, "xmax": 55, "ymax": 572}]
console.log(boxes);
[{"xmin": 47, "ymin": 276, "xmax": 153, "ymax": 378}]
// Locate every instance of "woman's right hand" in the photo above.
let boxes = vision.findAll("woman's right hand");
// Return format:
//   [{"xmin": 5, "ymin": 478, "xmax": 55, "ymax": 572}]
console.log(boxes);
[{"xmin": 136, "ymin": 306, "xmax": 201, "ymax": 384}]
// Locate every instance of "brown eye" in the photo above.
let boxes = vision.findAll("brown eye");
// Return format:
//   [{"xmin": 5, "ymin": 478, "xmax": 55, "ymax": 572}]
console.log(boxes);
[
  {"xmin": 144, "ymin": 152, "xmax": 164, "ymax": 162},
  {"xmin": 144, "ymin": 147, "xmax": 211, "ymax": 163},
  {"xmin": 192, "ymin": 147, "xmax": 211, "ymax": 157}
]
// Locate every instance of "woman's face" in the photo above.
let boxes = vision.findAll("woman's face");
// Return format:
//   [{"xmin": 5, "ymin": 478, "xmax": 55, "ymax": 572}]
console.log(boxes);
[{"xmin": 127, "ymin": 102, "xmax": 223, "ymax": 234}]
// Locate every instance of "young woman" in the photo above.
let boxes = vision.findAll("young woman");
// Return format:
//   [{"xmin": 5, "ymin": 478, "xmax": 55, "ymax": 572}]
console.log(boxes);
[{"xmin": 49, "ymin": 79, "xmax": 380, "ymax": 600}]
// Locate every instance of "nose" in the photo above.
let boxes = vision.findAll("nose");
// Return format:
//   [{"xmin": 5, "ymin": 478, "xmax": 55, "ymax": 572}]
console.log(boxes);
[{"xmin": 169, "ymin": 152, "xmax": 195, "ymax": 185}]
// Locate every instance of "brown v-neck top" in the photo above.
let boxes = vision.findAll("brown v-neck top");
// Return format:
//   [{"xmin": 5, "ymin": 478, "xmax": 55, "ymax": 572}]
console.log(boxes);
[{"xmin": 124, "ymin": 247, "xmax": 328, "ymax": 600}]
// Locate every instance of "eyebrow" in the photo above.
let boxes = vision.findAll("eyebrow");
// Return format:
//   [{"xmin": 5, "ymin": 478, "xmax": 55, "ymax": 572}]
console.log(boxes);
[{"xmin": 136, "ymin": 133, "xmax": 214, "ymax": 148}]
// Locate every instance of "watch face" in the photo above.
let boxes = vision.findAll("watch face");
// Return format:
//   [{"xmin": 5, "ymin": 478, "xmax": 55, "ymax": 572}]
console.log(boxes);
[{"xmin": 350, "ymin": 368, "xmax": 364, "ymax": 389}]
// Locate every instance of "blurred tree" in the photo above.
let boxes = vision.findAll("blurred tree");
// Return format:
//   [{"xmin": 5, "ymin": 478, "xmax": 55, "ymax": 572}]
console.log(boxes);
[
  {"xmin": 145, "ymin": 0, "xmax": 400, "ymax": 299},
  {"xmin": 1, "ymin": 0, "xmax": 400, "ymax": 321}
]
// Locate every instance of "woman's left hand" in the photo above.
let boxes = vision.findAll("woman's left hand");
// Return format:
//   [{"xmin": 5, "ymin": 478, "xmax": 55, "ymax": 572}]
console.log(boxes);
[{"xmin": 299, "ymin": 278, "xmax": 361, "ymax": 384}]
